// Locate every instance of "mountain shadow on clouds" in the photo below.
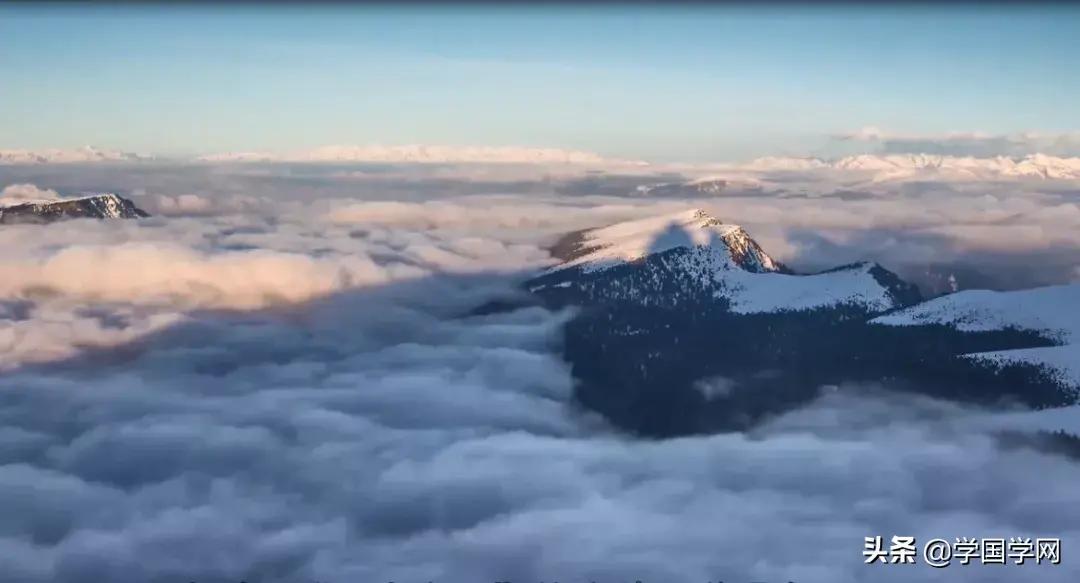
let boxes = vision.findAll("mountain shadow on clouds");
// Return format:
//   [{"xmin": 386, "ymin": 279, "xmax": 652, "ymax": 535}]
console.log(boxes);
[
  {"xmin": 0, "ymin": 268, "xmax": 612, "ymax": 583},
  {"xmin": 5, "ymin": 258, "xmax": 1080, "ymax": 583},
  {"xmin": 13, "ymin": 270, "xmax": 553, "ymax": 383}
]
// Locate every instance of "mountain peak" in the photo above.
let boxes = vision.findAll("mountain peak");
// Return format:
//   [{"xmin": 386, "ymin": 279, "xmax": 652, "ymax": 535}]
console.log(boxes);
[
  {"xmin": 529, "ymin": 209, "xmax": 924, "ymax": 318},
  {"xmin": 0, "ymin": 193, "xmax": 150, "ymax": 224},
  {"xmin": 0, "ymin": 148, "xmax": 153, "ymax": 165},
  {"xmin": 544, "ymin": 208, "xmax": 783, "ymax": 275},
  {"xmin": 689, "ymin": 208, "xmax": 721, "ymax": 224}
]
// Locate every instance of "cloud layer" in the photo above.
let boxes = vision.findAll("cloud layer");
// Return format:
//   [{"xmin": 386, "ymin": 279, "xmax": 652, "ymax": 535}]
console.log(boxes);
[
  {"xmin": 0, "ymin": 168, "xmax": 1079, "ymax": 581},
  {"xmin": 0, "ymin": 183, "xmax": 64, "ymax": 204},
  {"xmin": 831, "ymin": 127, "xmax": 1080, "ymax": 158}
]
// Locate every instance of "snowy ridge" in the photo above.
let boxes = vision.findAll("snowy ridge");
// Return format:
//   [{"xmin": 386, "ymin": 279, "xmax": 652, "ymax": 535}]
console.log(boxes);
[
  {"xmin": 70, "ymin": 194, "xmax": 131, "ymax": 218},
  {"xmin": 536, "ymin": 209, "xmax": 912, "ymax": 315},
  {"xmin": 1, "ymin": 193, "xmax": 123, "ymax": 212},
  {"xmin": 0, "ymin": 193, "xmax": 149, "ymax": 222},
  {"xmin": 871, "ymin": 284, "xmax": 1080, "ymax": 344},
  {"xmin": 873, "ymin": 284, "xmax": 1080, "ymax": 399},
  {"xmin": 722, "ymin": 262, "xmax": 898, "ymax": 314},
  {"xmin": 197, "ymin": 145, "xmax": 645, "ymax": 166},
  {"xmin": 733, "ymin": 153, "xmax": 1080, "ymax": 181},
  {"xmin": 0, "ymin": 147, "xmax": 154, "ymax": 165},
  {"xmin": 549, "ymin": 209, "xmax": 782, "ymax": 275}
]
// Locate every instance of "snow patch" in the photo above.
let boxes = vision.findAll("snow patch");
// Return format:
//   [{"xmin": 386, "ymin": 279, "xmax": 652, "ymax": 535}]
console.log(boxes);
[
  {"xmin": 871, "ymin": 284, "xmax": 1080, "ymax": 343},
  {"xmin": 722, "ymin": 263, "xmax": 895, "ymax": 314}
]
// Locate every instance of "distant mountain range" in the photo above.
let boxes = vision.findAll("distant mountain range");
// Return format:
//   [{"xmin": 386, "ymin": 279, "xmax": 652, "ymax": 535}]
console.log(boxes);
[
  {"xmin": 634, "ymin": 154, "xmax": 1080, "ymax": 196},
  {"xmin": 738, "ymin": 153, "xmax": 1080, "ymax": 180},
  {"xmin": 0, "ymin": 194, "xmax": 150, "ymax": 224},
  {"xmin": 194, "ymin": 145, "xmax": 645, "ymax": 166},
  {"xmin": 6, "ymin": 147, "xmax": 1080, "ymax": 181},
  {"xmin": 0, "ymin": 147, "xmax": 155, "ymax": 165},
  {"xmin": 478, "ymin": 208, "xmax": 1080, "ymax": 440},
  {"xmin": 194, "ymin": 151, "xmax": 1080, "ymax": 180}
]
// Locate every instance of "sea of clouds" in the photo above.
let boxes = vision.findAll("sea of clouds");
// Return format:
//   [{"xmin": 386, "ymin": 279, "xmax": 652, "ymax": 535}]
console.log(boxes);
[{"xmin": 1, "ymin": 165, "xmax": 1079, "ymax": 582}]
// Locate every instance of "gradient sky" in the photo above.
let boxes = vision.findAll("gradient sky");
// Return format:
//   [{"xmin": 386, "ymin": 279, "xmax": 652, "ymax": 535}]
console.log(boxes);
[{"xmin": 1, "ymin": 4, "xmax": 1078, "ymax": 162}]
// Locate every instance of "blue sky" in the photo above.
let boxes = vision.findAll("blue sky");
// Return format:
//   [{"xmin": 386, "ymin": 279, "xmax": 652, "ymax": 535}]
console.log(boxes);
[{"xmin": 1, "ymin": 5, "xmax": 1078, "ymax": 162}]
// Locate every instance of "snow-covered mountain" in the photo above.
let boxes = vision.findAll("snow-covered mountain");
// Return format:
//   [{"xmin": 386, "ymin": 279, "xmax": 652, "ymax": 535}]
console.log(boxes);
[
  {"xmin": 0, "ymin": 147, "xmax": 155, "ymax": 165},
  {"xmin": 197, "ymin": 145, "xmax": 644, "ymax": 166},
  {"xmin": 508, "ymin": 208, "xmax": 1079, "ymax": 438},
  {"xmin": 530, "ymin": 208, "xmax": 920, "ymax": 315},
  {"xmin": 873, "ymin": 284, "xmax": 1080, "ymax": 393},
  {"xmin": 545, "ymin": 209, "xmax": 782, "ymax": 273},
  {"xmin": 877, "ymin": 285, "xmax": 1080, "ymax": 438},
  {"xmin": 735, "ymin": 153, "xmax": 1080, "ymax": 181},
  {"xmin": 873, "ymin": 284, "xmax": 1080, "ymax": 344},
  {"xmin": 0, "ymin": 194, "xmax": 150, "ymax": 224}
]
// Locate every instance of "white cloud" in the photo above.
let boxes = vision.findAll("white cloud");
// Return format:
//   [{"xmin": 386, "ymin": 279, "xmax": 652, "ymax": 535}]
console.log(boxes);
[
  {"xmin": 0, "ymin": 183, "xmax": 63, "ymax": 204},
  {"xmin": 146, "ymin": 193, "xmax": 214, "ymax": 215},
  {"xmin": 1, "ymin": 171, "xmax": 1079, "ymax": 581}
]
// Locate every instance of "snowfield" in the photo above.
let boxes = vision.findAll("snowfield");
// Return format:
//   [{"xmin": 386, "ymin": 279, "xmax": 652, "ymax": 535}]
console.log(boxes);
[
  {"xmin": 874, "ymin": 284, "xmax": 1080, "ymax": 420},
  {"xmin": 722, "ymin": 262, "xmax": 897, "ymax": 314},
  {"xmin": 872, "ymin": 284, "xmax": 1080, "ymax": 344}
]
